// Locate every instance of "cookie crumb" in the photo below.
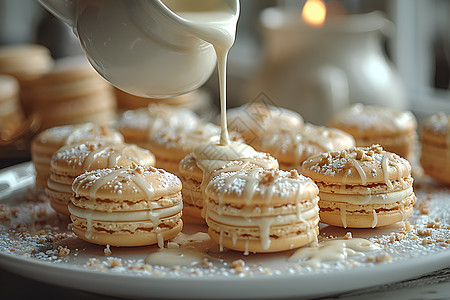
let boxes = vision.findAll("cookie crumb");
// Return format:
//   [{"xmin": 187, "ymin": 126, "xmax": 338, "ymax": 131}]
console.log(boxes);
[
  {"xmin": 427, "ymin": 222, "xmax": 440, "ymax": 229},
  {"xmin": 202, "ymin": 258, "xmax": 213, "ymax": 268},
  {"xmin": 417, "ymin": 229, "xmax": 432, "ymax": 237},
  {"xmin": 418, "ymin": 201, "xmax": 430, "ymax": 215},
  {"xmin": 109, "ymin": 258, "xmax": 122, "ymax": 268},
  {"xmin": 232, "ymin": 259, "xmax": 246, "ymax": 274},
  {"xmin": 57, "ymin": 245, "xmax": 70, "ymax": 257},
  {"xmin": 404, "ymin": 221, "xmax": 412, "ymax": 231},
  {"xmin": 422, "ymin": 238, "xmax": 433, "ymax": 245}
]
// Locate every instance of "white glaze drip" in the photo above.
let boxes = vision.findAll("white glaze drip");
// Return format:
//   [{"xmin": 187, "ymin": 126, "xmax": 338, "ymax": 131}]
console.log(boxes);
[
  {"xmin": 381, "ymin": 153, "xmax": 394, "ymax": 190},
  {"xmin": 208, "ymin": 168, "xmax": 318, "ymax": 252},
  {"xmin": 372, "ymin": 209, "xmax": 378, "ymax": 228},
  {"xmin": 340, "ymin": 203, "xmax": 347, "ymax": 228},
  {"xmin": 288, "ymin": 238, "xmax": 380, "ymax": 268},
  {"xmin": 244, "ymin": 240, "xmax": 249, "ymax": 256},
  {"xmin": 144, "ymin": 246, "xmax": 205, "ymax": 267},
  {"xmin": 351, "ymin": 159, "xmax": 367, "ymax": 185}
]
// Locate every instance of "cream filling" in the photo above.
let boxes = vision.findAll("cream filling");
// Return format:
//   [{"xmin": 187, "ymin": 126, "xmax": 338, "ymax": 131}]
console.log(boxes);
[
  {"xmin": 47, "ymin": 179, "xmax": 73, "ymax": 193},
  {"xmin": 319, "ymin": 187, "xmax": 413, "ymax": 205},
  {"xmin": 68, "ymin": 202, "xmax": 183, "ymax": 222},
  {"xmin": 207, "ymin": 206, "xmax": 318, "ymax": 250}
]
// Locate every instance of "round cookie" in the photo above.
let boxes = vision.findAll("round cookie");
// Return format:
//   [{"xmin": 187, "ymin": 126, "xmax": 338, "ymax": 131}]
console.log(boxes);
[
  {"xmin": 148, "ymin": 123, "xmax": 243, "ymax": 176},
  {"xmin": 205, "ymin": 168, "xmax": 320, "ymax": 253},
  {"xmin": 328, "ymin": 103, "xmax": 417, "ymax": 161},
  {"xmin": 252, "ymin": 124, "xmax": 355, "ymax": 170},
  {"xmin": 0, "ymin": 44, "xmax": 53, "ymax": 80},
  {"xmin": 227, "ymin": 103, "xmax": 304, "ymax": 144},
  {"xmin": 31, "ymin": 123, "xmax": 124, "ymax": 187},
  {"xmin": 114, "ymin": 87, "xmax": 212, "ymax": 113},
  {"xmin": 24, "ymin": 56, "xmax": 116, "ymax": 129},
  {"xmin": 118, "ymin": 103, "xmax": 200, "ymax": 144},
  {"xmin": 420, "ymin": 113, "xmax": 450, "ymax": 184},
  {"xmin": 178, "ymin": 142, "xmax": 279, "ymax": 223},
  {"xmin": 69, "ymin": 164, "xmax": 183, "ymax": 247},
  {"xmin": 119, "ymin": 106, "xmax": 242, "ymax": 175},
  {"xmin": 46, "ymin": 141, "xmax": 155, "ymax": 215},
  {"xmin": 0, "ymin": 75, "xmax": 23, "ymax": 138},
  {"xmin": 301, "ymin": 145, "xmax": 416, "ymax": 228}
]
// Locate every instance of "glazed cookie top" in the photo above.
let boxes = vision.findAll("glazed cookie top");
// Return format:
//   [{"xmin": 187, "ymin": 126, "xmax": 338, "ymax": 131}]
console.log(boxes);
[
  {"xmin": 420, "ymin": 113, "xmax": 450, "ymax": 144},
  {"xmin": 301, "ymin": 145, "xmax": 411, "ymax": 185},
  {"xmin": 118, "ymin": 103, "xmax": 200, "ymax": 138},
  {"xmin": 51, "ymin": 141, "xmax": 155, "ymax": 175},
  {"xmin": 179, "ymin": 145, "xmax": 279, "ymax": 180},
  {"xmin": 32, "ymin": 123, "xmax": 124, "ymax": 150},
  {"xmin": 227, "ymin": 103, "xmax": 304, "ymax": 142},
  {"xmin": 253, "ymin": 124, "xmax": 355, "ymax": 166},
  {"xmin": 149, "ymin": 123, "xmax": 243, "ymax": 160},
  {"xmin": 328, "ymin": 104, "xmax": 417, "ymax": 138},
  {"xmin": 72, "ymin": 164, "xmax": 182, "ymax": 201},
  {"xmin": 205, "ymin": 168, "xmax": 318, "ymax": 205}
]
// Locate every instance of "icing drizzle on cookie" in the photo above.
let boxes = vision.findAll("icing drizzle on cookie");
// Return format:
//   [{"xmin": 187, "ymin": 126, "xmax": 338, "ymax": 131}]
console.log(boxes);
[{"xmin": 205, "ymin": 168, "xmax": 319, "ymax": 251}]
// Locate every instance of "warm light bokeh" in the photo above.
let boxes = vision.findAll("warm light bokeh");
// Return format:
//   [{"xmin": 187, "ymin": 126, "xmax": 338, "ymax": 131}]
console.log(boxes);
[{"xmin": 302, "ymin": 0, "xmax": 327, "ymax": 26}]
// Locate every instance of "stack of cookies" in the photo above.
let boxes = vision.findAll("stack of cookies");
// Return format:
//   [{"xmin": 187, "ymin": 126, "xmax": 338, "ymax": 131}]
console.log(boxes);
[
  {"xmin": 0, "ymin": 75, "xmax": 23, "ymax": 141},
  {"xmin": 179, "ymin": 143, "xmax": 279, "ymax": 223},
  {"xmin": 46, "ymin": 141, "xmax": 155, "ymax": 215},
  {"xmin": 252, "ymin": 124, "xmax": 355, "ymax": 170},
  {"xmin": 31, "ymin": 123, "xmax": 124, "ymax": 187},
  {"xmin": 302, "ymin": 145, "xmax": 416, "ymax": 228},
  {"xmin": 227, "ymin": 102, "xmax": 304, "ymax": 144},
  {"xmin": 23, "ymin": 56, "xmax": 117, "ymax": 129},
  {"xmin": 420, "ymin": 113, "xmax": 450, "ymax": 184},
  {"xmin": 205, "ymin": 168, "xmax": 320, "ymax": 253},
  {"xmin": 69, "ymin": 164, "xmax": 183, "ymax": 246},
  {"xmin": 119, "ymin": 104, "xmax": 242, "ymax": 176},
  {"xmin": 0, "ymin": 44, "xmax": 54, "ymax": 116},
  {"xmin": 328, "ymin": 104, "xmax": 418, "ymax": 161},
  {"xmin": 114, "ymin": 87, "xmax": 212, "ymax": 115}
]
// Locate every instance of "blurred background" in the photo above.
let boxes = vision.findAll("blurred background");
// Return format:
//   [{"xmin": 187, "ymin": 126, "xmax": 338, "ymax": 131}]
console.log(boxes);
[{"xmin": 0, "ymin": 0, "xmax": 449, "ymax": 164}]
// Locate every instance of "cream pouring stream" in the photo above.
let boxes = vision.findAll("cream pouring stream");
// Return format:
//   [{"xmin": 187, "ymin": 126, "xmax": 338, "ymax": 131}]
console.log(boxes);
[{"xmin": 162, "ymin": 0, "xmax": 240, "ymax": 145}]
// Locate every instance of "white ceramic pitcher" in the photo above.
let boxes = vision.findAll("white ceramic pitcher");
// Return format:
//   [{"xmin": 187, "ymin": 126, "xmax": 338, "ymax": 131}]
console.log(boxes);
[{"xmin": 37, "ymin": 0, "xmax": 239, "ymax": 98}]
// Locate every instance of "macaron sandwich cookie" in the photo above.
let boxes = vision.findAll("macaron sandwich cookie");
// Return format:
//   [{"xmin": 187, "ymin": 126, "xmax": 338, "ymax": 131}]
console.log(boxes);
[
  {"xmin": 46, "ymin": 141, "xmax": 155, "ymax": 215},
  {"xmin": 251, "ymin": 124, "xmax": 355, "ymax": 171},
  {"xmin": 328, "ymin": 104, "xmax": 417, "ymax": 161},
  {"xmin": 178, "ymin": 144, "xmax": 279, "ymax": 223},
  {"xmin": 226, "ymin": 103, "xmax": 304, "ymax": 144},
  {"xmin": 420, "ymin": 113, "xmax": 450, "ymax": 184},
  {"xmin": 205, "ymin": 168, "xmax": 320, "ymax": 253},
  {"xmin": 31, "ymin": 123, "xmax": 123, "ymax": 187},
  {"xmin": 302, "ymin": 145, "xmax": 416, "ymax": 228},
  {"xmin": 69, "ymin": 164, "xmax": 183, "ymax": 247}
]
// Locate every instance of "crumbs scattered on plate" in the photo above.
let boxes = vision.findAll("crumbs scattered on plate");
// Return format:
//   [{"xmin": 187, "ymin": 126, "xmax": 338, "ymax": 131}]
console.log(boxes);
[{"xmin": 0, "ymin": 182, "xmax": 449, "ymax": 278}]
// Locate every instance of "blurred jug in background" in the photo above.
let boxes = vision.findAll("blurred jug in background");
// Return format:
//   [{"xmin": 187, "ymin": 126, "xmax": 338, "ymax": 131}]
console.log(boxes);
[{"xmin": 245, "ymin": 7, "xmax": 406, "ymax": 125}]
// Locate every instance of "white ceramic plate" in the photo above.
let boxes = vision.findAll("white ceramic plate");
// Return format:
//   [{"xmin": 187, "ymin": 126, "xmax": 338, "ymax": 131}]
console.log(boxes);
[{"xmin": 0, "ymin": 162, "xmax": 449, "ymax": 299}]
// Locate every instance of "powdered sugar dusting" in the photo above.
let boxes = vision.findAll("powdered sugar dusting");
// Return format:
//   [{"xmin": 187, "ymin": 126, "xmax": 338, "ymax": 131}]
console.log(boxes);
[
  {"xmin": 330, "ymin": 103, "xmax": 416, "ymax": 132},
  {"xmin": 0, "ymin": 163, "xmax": 449, "ymax": 288},
  {"xmin": 206, "ymin": 168, "xmax": 315, "ymax": 199},
  {"xmin": 421, "ymin": 112, "xmax": 449, "ymax": 134}
]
